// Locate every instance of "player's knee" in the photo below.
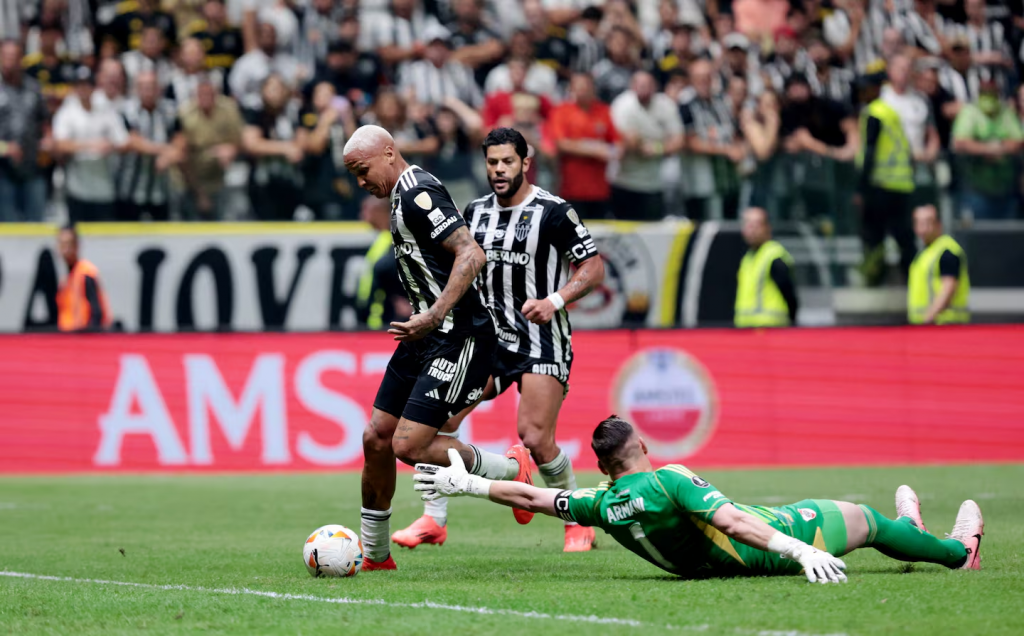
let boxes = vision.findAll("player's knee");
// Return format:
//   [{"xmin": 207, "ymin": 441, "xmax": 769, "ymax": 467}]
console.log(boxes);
[
  {"xmin": 391, "ymin": 436, "xmax": 427, "ymax": 466},
  {"xmin": 362, "ymin": 420, "xmax": 391, "ymax": 455},
  {"xmin": 519, "ymin": 423, "xmax": 556, "ymax": 457}
]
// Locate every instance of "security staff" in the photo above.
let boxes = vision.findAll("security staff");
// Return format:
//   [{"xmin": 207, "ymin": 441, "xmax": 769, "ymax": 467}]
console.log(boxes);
[
  {"xmin": 856, "ymin": 70, "xmax": 917, "ymax": 286},
  {"xmin": 56, "ymin": 225, "xmax": 111, "ymax": 332},
  {"xmin": 735, "ymin": 207, "xmax": 799, "ymax": 327},
  {"xmin": 908, "ymin": 205, "xmax": 970, "ymax": 325},
  {"xmin": 355, "ymin": 196, "xmax": 410, "ymax": 329}
]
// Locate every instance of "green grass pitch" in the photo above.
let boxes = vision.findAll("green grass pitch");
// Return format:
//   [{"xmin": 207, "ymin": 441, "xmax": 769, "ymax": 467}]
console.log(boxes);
[{"xmin": 1, "ymin": 464, "xmax": 1022, "ymax": 635}]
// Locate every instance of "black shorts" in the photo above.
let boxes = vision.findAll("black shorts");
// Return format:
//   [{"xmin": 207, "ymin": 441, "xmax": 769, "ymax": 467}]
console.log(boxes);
[
  {"xmin": 491, "ymin": 347, "xmax": 571, "ymax": 397},
  {"xmin": 374, "ymin": 333, "xmax": 497, "ymax": 428}
]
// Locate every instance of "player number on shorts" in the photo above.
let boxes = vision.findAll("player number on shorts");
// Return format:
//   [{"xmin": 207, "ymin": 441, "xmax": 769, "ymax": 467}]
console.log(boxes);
[{"xmin": 629, "ymin": 522, "xmax": 676, "ymax": 572}]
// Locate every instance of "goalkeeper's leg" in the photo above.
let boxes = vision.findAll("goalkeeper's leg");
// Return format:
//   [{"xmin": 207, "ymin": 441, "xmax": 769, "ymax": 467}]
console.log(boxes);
[{"xmin": 835, "ymin": 493, "xmax": 969, "ymax": 569}]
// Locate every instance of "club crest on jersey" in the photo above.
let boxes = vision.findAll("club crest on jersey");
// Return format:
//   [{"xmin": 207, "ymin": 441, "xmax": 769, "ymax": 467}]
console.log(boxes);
[
  {"xmin": 514, "ymin": 216, "xmax": 531, "ymax": 242},
  {"xmin": 798, "ymin": 508, "xmax": 817, "ymax": 522},
  {"xmin": 415, "ymin": 192, "xmax": 433, "ymax": 210}
]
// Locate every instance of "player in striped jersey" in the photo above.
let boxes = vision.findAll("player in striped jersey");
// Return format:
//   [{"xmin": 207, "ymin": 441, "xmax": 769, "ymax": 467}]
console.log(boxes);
[
  {"xmin": 342, "ymin": 125, "xmax": 534, "ymax": 572},
  {"xmin": 392, "ymin": 127, "xmax": 606, "ymax": 553}
]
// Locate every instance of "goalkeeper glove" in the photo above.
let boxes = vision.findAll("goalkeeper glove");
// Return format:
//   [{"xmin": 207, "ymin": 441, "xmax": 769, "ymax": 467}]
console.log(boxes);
[
  {"xmin": 414, "ymin": 448, "xmax": 491, "ymax": 501},
  {"xmin": 768, "ymin": 532, "xmax": 848, "ymax": 584}
]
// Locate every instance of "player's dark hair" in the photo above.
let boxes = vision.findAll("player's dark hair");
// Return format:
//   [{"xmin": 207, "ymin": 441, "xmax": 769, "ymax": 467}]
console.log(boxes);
[
  {"xmin": 591, "ymin": 415, "xmax": 635, "ymax": 463},
  {"xmin": 481, "ymin": 127, "xmax": 528, "ymax": 161}
]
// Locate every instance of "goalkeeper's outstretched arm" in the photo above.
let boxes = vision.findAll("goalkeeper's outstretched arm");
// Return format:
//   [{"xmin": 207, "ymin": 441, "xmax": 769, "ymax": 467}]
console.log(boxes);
[
  {"xmin": 413, "ymin": 448, "xmax": 562, "ymax": 516},
  {"xmin": 486, "ymin": 481, "xmax": 561, "ymax": 516}
]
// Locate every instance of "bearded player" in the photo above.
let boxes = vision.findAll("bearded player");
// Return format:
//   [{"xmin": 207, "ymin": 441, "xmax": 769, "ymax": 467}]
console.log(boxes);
[
  {"xmin": 392, "ymin": 128, "xmax": 606, "ymax": 552},
  {"xmin": 414, "ymin": 416, "xmax": 985, "ymax": 581},
  {"xmin": 342, "ymin": 125, "xmax": 534, "ymax": 572}
]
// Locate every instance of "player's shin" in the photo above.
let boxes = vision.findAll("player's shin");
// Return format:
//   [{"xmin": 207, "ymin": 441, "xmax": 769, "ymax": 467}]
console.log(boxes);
[
  {"xmin": 858, "ymin": 505, "xmax": 968, "ymax": 568},
  {"xmin": 467, "ymin": 443, "xmax": 520, "ymax": 480}
]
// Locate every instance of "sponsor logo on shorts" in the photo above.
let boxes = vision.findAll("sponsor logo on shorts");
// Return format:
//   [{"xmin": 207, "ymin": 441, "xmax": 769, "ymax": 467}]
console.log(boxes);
[
  {"xmin": 427, "ymin": 358, "xmax": 457, "ymax": 383},
  {"xmin": 691, "ymin": 476, "xmax": 710, "ymax": 488},
  {"xmin": 465, "ymin": 387, "xmax": 483, "ymax": 403},
  {"xmin": 531, "ymin": 362, "xmax": 568, "ymax": 380},
  {"xmin": 798, "ymin": 508, "xmax": 817, "ymax": 522},
  {"xmin": 430, "ymin": 216, "xmax": 458, "ymax": 239},
  {"xmin": 485, "ymin": 248, "xmax": 531, "ymax": 265},
  {"xmin": 496, "ymin": 328, "xmax": 520, "ymax": 344},
  {"xmin": 611, "ymin": 348, "xmax": 719, "ymax": 461},
  {"xmin": 425, "ymin": 389, "xmax": 440, "ymax": 400}
]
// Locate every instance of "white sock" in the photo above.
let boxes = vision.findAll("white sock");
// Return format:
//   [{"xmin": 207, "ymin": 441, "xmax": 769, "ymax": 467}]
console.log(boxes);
[
  {"xmin": 424, "ymin": 431, "xmax": 458, "ymax": 526},
  {"xmin": 468, "ymin": 444, "xmax": 520, "ymax": 480},
  {"xmin": 539, "ymin": 451, "xmax": 578, "ymax": 526},
  {"xmin": 360, "ymin": 507, "xmax": 391, "ymax": 562}
]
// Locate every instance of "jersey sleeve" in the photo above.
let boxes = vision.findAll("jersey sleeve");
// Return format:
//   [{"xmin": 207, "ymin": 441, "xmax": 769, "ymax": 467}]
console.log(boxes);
[
  {"xmin": 542, "ymin": 202, "xmax": 599, "ymax": 265},
  {"xmin": 400, "ymin": 180, "xmax": 466, "ymax": 246},
  {"xmin": 556, "ymin": 486, "xmax": 606, "ymax": 527},
  {"xmin": 653, "ymin": 465, "xmax": 732, "ymax": 523}
]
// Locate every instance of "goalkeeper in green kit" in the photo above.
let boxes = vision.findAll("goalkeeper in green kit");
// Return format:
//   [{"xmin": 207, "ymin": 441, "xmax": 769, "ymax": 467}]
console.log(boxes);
[{"xmin": 413, "ymin": 416, "xmax": 984, "ymax": 582}]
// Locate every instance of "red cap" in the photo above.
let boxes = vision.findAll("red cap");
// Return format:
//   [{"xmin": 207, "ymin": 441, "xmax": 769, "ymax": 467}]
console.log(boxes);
[{"xmin": 774, "ymin": 25, "xmax": 798, "ymax": 41}]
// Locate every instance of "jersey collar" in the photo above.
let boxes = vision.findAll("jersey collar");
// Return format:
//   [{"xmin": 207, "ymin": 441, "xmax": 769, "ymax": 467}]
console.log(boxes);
[
  {"xmin": 390, "ymin": 164, "xmax": 420, "ymax": 201},
  {"xmin": 494, "ymin": 184, "xmax": 538, "ymax": 211}
]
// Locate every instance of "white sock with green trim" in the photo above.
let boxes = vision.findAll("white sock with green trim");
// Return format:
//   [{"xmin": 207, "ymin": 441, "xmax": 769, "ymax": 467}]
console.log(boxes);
[
  {"xmin": 468, "ymin": 444, "xmax": 519, "ymax": 480},
  {"xmin": 539, "ymin": 451, "xmax": 578, "ymax": 526}
]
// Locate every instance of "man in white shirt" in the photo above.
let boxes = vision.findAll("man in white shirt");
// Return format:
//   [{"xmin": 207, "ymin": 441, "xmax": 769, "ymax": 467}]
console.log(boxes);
[
  {"xmin": 398, "ymin": 24, "xmax": 482, "ymax": 108},
  {"xmin": 609, "ymin": 70, "xmax": 685, "ymax": 220},
  {"xmin": 229, "ymin": 21, "xmax": 305, "ymax": 107},
  {"xmin": 53, "ymin": 66, "xmax": 130, "ymax": 222},
  {"xmin": 484, "ymin": 29, "xmax": 558, "ymax": 97},
  {"xmin": 881, "ymin": 54, "xmax": 940, "ymax": 203}
]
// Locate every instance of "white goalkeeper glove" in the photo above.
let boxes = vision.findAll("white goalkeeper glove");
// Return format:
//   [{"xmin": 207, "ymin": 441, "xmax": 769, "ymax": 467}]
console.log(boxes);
[
  {"xmin": 768, "ymin": 532, "xmax": 848, "ymax": 584},
  {"xmin": 413, "ymin": 448, "xmax": 492, "ymax": 501}
]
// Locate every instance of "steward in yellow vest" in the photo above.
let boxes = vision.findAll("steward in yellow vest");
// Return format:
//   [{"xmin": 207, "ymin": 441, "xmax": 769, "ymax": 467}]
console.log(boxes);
[
  {"xmin": 855, "ymin": 70, "xmax": 918, "ymax": 287},
  {"xmin": 735, "ymin": 208, "xmax": 798, "ymax": 327},
  {"xmin": 908, "ymin": 205, "xmax": 970, "ymax": 325}
]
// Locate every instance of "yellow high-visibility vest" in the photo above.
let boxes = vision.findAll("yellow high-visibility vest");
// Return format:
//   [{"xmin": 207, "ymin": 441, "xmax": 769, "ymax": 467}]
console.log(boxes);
[
  {"xmin": 908, "ymin": 234, "xmax": 970, "ymax": 325},
  {"xmin": 357, "ymin": 232, "xmax": 394, "ymax": 330},
  {"xmin": 857, "ymin": 99, "xmax": 914, "ymax": 193},
  {"xmin": 735, "ymin": 240, "xmax": 795, "ymax": 327}
]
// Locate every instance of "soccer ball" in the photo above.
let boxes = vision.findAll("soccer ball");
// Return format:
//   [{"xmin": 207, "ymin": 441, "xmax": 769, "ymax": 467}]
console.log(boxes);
[{"xmin": 302, "ymin": 525, "xmax": 363, "ymax": 578}]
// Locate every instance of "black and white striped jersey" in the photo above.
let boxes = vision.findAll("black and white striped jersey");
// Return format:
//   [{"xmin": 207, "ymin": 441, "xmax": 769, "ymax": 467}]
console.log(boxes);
[
  {"xmin": 464, "ymin": 186, "xmax": 599, "ymax": 364},
  {"xmin": 389, "ymin": 165, "xmax": 493, "ymax": 338}
]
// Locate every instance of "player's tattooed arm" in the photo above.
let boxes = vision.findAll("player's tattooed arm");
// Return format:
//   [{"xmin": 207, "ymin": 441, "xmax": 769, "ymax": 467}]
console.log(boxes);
[
  {"xmin": 388, "ymin": 226, "xmax": 485, "ymax": 341},
  {"xmin": 522, "ymin": 255, "xmax": 605, "ymax": 325},
  {"xmin": 434, "ymin": 225, "xmax": 486, "ymax": 313}
]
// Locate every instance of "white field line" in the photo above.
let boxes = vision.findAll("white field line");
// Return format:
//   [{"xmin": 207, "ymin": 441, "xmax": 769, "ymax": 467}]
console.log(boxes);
[{"xmin": 0, "ymin": 570, "xmax": 847, "ymax": 636}]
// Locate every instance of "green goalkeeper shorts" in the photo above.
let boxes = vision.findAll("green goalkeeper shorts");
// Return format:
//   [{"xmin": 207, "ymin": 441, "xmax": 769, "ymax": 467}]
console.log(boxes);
[{"xmin": 772, "ymin": 499, "xmax": 849, "ymax": 556}]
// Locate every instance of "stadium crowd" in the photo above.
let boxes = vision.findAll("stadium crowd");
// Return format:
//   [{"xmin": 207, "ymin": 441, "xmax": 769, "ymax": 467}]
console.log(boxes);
[{"xmin": 0, "ymin": 0, "xmax": 1022, "ymax": 226}]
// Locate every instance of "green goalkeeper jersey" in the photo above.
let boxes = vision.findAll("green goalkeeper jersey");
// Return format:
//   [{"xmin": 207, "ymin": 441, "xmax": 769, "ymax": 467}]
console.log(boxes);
[{"xmin": 554, "ymin": 465, "xmax": 841, "ymax": 577}]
